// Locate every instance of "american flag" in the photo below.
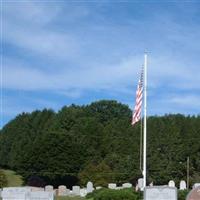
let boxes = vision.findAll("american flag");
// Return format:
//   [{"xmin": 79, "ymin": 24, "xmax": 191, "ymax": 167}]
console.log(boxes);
[{"xmin": 132, "ymin": 68, "xmax": 143, "ymax": 125}]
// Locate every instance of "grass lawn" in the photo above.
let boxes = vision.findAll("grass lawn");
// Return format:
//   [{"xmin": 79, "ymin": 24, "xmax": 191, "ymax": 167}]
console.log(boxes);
[
  {"xmin": 2, "ymin": 169, "xmax": 24, "ymax": 187},
  {"xmin": 56, "ymin": 197, "xmax": 87, "ymax": 200}
]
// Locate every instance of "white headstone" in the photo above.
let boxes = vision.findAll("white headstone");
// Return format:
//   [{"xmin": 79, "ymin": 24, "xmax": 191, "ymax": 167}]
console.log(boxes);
[
  {"xmin": 168, "ymin": 180, "xmax": 175, "ymax": 187},
  {"xmin": 72, "ymin": 186, "xmax": 80, "ymax": 195},
  {"xmin": 1, "ymin": 191, "xmax": 27, "ymax": 200},
  {"xmin": 144, "ymin": 186, "xmax": 177, "ymax": 200},
  {"xmin": 108, "ymin": 183, "xmax": 117, "ymax": 189},
  {"xmin": 87, "ymin": 181, "xmax": 94, "ymax": 193},
  {"xmin": 80, "ymin": 188, "xmax": 87, "ymax": 197},
  {"xmin": 58, "ymin": 185, "xmax": 68, "ymax": 196},
  {"xmin": 3, "ymin": 187, "xmax": 31, "ymax": 193},
  {"xmin": 122, "ymin": 183, "xmax": 132, "ymax": 188},
  {"xmin": 30, "ymin": 187, "xmax": 44, "ymax": 192},
  {"xmin": 180, "ymin": 180, "xmax": 187, "ymax": 190},
  {"xmin": 28, "ymin": 191, "xmax": 54, "ymax": 200},
  {"xmin": 193, "ymin": 183, "xmax": 200, "ymax": 189},
  {"xmin": 45, "ymin": 185, "xmax": 54, "ymax": 192},
  {"xmin": 138, "ymin": 178, "xmax": 144, "ymax": 190},
  {"xmin": 96, "ymin": 186, "xmax": 102, "ymax": 190}
]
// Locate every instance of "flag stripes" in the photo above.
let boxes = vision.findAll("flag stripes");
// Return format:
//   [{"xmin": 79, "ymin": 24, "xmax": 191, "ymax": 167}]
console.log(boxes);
[{"xmin": 132, "ymin": 68, "xmax": 143, "ymax": 125}]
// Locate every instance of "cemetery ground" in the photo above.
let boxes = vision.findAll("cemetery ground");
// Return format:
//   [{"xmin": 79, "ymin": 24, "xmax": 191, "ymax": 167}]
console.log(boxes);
[{"xmin": 56, "ymin": 197, "xmax": 86, "ymax": 200}]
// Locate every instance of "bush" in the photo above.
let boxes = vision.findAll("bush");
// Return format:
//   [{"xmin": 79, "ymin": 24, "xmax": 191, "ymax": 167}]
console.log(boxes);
[
  {"xmin": 0, "ymin": 169, "xmax": 7, "ymax": 187},
  {"xmin": 178, "ymin": 190, "xmax": 189, "ymax": 200},
  {"xmin": 27, "ymin": 175, "xmax": 46, "ymax": 187},
  {"xmin": 87, "ymin": 188, "xmax": 141, "ymax": 200}
]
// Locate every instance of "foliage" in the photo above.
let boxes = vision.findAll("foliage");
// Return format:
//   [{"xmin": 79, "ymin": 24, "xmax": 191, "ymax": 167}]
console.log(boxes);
[
  {"xmin": 178, "ymin": 190, "xmax": 189, "ymax": 200},
  {"xmin": 78, "ymin": 161, "xmax": 113, "ymax": 187},
  {"xmin": 0, "ymin": 169, "xmax": 8, "ymax": 187},
  {"xmin": 56, "ymin": 197, "xmax": 86, "ymax": 200},
  {"xmin": 2, "ymin": 169, "xmax": 23, "ymax": 187},
  {"xmin": 90, "ymin": 188, "xmax": 141, "ymax": 200},
  {"xmin": 0, "ymin": 100, "xmax": 200, "ymax": 188},
  {"xmin": 27, "ymin": 175, "xmax": 46, "ymax": 187}
]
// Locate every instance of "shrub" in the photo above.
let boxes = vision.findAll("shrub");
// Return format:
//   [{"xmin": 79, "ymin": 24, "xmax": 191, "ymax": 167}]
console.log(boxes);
[
  {"xmin": 0, "ymin": 169, "xmax": 8, "ymax": 187},
  {"xmin": 27, "ymin": 175, "xmax": 46, "ymax": 187},
  {"xmin": 87, "ymin": 188, "xmax": 141, "ymax": 200},
  {"xmin": 178, "ymin": 190, "xmax": 189, "ymax": 200}
]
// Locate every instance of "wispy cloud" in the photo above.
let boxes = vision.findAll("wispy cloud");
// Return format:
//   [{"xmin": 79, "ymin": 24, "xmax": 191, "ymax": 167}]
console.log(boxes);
[{"xmin": 2, "ymin": 2, "xmax": 200, "ymax": 127}]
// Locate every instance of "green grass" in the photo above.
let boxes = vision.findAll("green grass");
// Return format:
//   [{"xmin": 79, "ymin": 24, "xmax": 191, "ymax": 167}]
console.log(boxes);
[
  {"xmin": 55, "ymin": 197, "xmax": 87, "ymax": 200},
  {"xmin": 2, "ymin": 169, "xmax": 24, "ymax": 187}
]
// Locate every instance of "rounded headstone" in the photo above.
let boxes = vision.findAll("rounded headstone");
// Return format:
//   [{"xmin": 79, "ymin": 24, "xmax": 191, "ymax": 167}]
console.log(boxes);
[
  {"xmin": 186, "ymin": 186, "xmax": 200, "ymax": 200},
  {"xmin": 179, "ymin": 180, "xmax": 186, "ymax": 190},
  {"xmin": 138, "ymin": 178, "xmax": 144, "ymax": 190},
  {"xmin": 168, "ymin": 180, "xmax": 175, "ymax": 187},
  {"xmin": 45, "ymin": 185, "xmax": 54, "ymax": 192},
  {"xmin": 87, "ymin": 181, "xmax": 94, "ymax": 193}
]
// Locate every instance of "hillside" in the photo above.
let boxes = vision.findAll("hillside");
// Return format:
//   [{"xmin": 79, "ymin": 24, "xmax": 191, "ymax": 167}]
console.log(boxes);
[{"xmin": 0, "ymin": 100, "xmax": 200, "ymax": 188}]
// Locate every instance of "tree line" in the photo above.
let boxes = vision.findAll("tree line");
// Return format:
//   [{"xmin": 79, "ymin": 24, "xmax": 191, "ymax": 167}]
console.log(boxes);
[{"xmin": 0, "ymin": 100, "xmax": 199, "ymax": 188}]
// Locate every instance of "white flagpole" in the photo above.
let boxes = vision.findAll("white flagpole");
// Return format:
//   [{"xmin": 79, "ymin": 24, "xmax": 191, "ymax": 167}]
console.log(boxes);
[{"xmin": 143, "ymin": 53, "xmax": 147, "ymax": 189}]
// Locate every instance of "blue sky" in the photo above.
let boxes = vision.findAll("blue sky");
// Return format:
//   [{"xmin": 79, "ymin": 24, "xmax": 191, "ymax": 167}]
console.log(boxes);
[{"xmin": 1, "ymin": 1, "xmax": 200, "ymax": 127}]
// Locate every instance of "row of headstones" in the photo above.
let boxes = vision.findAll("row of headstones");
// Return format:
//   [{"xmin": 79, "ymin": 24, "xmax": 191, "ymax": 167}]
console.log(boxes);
[
  {"xmin": 145, "ymin": 185, "xmax": 200, "ymax": 200},
  {"xmin": 137, "ymin": 178, "xmax": 199, "ymax": 190},
  {"xmin": 49, "ymin": 182, "xmax": 132, "ymax": 196},
  {"xmin": 0, "ymin": 182, "xmax": 133, "ymax": 199}
]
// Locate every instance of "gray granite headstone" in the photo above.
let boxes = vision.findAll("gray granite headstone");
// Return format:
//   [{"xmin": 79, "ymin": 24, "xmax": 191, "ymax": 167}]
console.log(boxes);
[
  {"xmin": 72, "ymin": 186, "xmax": 80, "ymax": 195},
  {"xmin": 87, "ymin": 181, "xmax": 94, "ymax": 193},
  {"xmin": 144, "ymin": 186, "xmax": 177, "ymax": 200},
  {"xmin": 186, "ymin": 185, "xmax": 200, "ymax": 200}
]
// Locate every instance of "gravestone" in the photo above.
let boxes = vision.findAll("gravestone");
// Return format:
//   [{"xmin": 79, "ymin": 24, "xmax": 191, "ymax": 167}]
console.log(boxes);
[
  {"xmin": 122, "ymin": 183, "xmax": 132, "ymax": 188},
  {"xmin": 108, "ymin": 183, "xmax": 117, "ymax": 189},
  {"xmin": 168, "ymin": 180, "xmax": 175, "ymax": 187},
  {"xmin": 58, "ymin": 185, "xmax": 68, "ymax": 196},
  {"xmin": 87, "ymin": 181, "xmax": 94, "ymax": 193},
  {"xmin": 1, "ymin": 191, "xmax": 27, "ymax": 200},
  {"xmin": 80, "ymin": 188, "xmax": 87, "ymax": 197},
  {"xmin": 72, "ymin": 186, "xmax": 80, "ymax": 196},
  {"xmin": 186, "ymin": 185, "xmax": 200, "ymax": 200},
  {"xmin": 3, "ymin": 187, "xmax": 31, "ymax": 193},
  {"xmin": 144, "ymin": 186, "xmax": 177, "ymax": 200},
  {"xmin": 138, "ymin": 178, "xmax": 144, "ymax": 190},
  {"xmin": 45, "ymin": 185, "xmax": 54, "ymax": 192},
  {"xmin": 96, "ymin": 186, "xmax": 102, "ymax": 190},
  {"xmin": 179, "ymin": 180, "xmax": 186, "ymax": 190},
  {"xmin": 28, "ymin": 191, "xmax": 54, "ymax": 200},
  {"xmin": 30, "ymin": 187, "xmax": 44, "ymax": 192},
  {"xmin": 193, "ymin": 183, "xmax": 200, "ymax": 189}
]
